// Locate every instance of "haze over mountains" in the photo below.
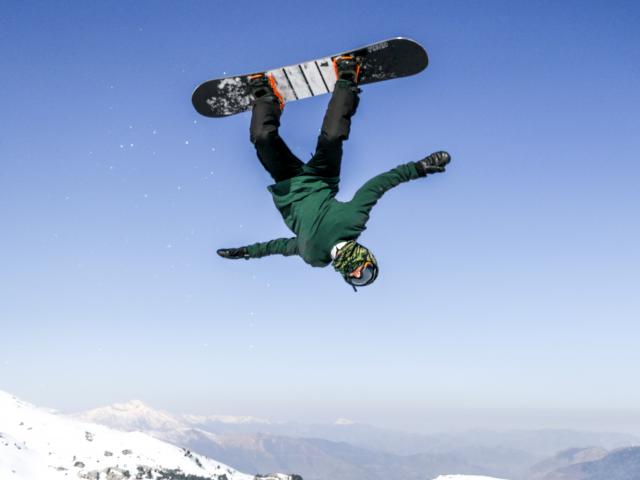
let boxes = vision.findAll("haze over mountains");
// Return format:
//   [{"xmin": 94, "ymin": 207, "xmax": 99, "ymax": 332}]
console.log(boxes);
[
  {"xmin": 72, "ymin": 398, "xmax": 640, "ymax": 480},
  {"xmin": 3, "ymin": 391, "xmax": 640, "ymax": 480}
]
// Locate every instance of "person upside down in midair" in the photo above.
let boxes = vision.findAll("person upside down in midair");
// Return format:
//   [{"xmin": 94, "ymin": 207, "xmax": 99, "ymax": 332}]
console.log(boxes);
[{"xmin": 217, "ymin": 56, "xmax": 451, "ymax": 290}]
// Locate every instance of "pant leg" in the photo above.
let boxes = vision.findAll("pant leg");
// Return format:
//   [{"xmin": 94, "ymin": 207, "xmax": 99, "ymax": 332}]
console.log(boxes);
[
  {"xmin": 306, "ymin": 81, "xmax": 360, "ymax": 178},
  {"xmin": 250, "ymin": 97, "xmax": 304, "ymax": 183}
]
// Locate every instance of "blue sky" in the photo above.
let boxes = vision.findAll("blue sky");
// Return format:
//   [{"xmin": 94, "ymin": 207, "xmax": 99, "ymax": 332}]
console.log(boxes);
[{"xmin": 1, "ymin": 0, "xmax": 639, "ymax": 433}]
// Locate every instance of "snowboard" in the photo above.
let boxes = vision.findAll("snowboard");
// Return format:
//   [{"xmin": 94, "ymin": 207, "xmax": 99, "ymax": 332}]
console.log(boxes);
[{"xmin": 191, "ymin": 37, "xmax": 428, "ymax": 118}]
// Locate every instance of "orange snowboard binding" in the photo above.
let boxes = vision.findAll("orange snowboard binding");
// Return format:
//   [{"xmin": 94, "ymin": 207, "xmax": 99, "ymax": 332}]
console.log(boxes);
[
  {"xmin": 332, "ymin": 55, "xmax": 361, "ymax": 84},
  {"xmin": 248, "ymin": 73, "xmax": 285, "ymax": 110}
]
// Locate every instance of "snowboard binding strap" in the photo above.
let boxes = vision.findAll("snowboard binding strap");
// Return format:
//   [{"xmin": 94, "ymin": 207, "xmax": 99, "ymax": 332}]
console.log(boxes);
[
  {"xmin": 333, "ymin": 55, "xmax": 361, "ymax": 84},
  {"xmin": 249, "ymin": 73, "xmax": 285, "ymax": 110}
]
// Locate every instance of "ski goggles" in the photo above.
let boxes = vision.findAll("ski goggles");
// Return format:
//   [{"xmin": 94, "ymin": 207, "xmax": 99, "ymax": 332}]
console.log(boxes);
[{"xmin": 345, "ymin": 261, "xmax": 379, "ymax": 288}]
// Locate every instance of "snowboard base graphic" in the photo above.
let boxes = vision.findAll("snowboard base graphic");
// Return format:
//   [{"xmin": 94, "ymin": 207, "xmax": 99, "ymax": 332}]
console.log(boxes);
[{"xmin": 192, "ymin": 37, "xmax": 428, "ymax": 118}]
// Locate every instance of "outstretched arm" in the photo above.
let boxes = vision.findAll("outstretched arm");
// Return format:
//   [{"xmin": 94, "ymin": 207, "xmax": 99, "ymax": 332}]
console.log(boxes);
[
  {"xmin": 347, "ymin": 152, "xmax": 451, "ymax": 227},
  {"xmin": 347, "ymin": 162, "xmax": 422, "ymax": 226},
  {"xmin": 217, "ymin": 237, "xmax": 298, "ymax": 260}
]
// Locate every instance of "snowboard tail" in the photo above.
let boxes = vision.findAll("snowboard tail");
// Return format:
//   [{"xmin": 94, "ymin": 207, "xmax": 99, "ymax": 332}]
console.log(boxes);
[{"xmin": 192, "ymin": 37, "xmax": 428, "ymax": 118}]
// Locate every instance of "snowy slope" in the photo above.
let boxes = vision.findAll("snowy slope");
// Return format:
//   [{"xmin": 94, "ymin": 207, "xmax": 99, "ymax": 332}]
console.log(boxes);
[{"xmin": 0, "ymin": 391, "xmax": 296, "ymax": 480}]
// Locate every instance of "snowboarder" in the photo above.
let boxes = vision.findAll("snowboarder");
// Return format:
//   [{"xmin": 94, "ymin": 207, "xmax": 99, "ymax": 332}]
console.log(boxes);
[{"xmin": 216, "ymin": 56, "xmax": 451, "ymax": 290}]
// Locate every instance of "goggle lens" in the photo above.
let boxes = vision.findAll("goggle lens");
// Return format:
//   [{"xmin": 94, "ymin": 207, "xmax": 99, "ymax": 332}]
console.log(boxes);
[{"xmin": 348, "ymin": 263, "xmax": 377, "ymax": 286}]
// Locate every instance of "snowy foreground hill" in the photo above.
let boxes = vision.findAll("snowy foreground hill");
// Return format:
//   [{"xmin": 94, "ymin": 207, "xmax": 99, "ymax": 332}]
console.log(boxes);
[{"xmin": 0, "ymin": 390, "xmax": 298, "ymax": 480}]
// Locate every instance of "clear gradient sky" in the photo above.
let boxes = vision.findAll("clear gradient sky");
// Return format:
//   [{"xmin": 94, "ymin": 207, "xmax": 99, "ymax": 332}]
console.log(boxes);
[{"xmin": 1, "ymin": 0, "xmax": 639, "ymax": 434}]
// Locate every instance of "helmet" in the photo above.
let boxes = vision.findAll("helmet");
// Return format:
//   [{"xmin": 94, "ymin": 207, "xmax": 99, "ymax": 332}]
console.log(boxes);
[{"xmin": 331, "ymin": 241, "xmax": 379, "ymax": 290}]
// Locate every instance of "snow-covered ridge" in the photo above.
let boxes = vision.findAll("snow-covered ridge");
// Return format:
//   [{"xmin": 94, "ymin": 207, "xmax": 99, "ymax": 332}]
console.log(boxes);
[
  {"xmin": 73, "ymin": 399, "xmax": 271, "ymax": 433},
  {"xmin": 0, "ymin": 391, "xmax": 296, "ymax": 480}
]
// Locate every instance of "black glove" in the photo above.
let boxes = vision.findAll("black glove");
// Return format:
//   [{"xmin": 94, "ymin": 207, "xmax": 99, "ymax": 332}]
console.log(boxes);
[
  {"xmin": 216, "ymin": 247, "xmax": 250, "ymax": 260},
  {"xmin": 415, "ymin": 151, "xmax": 451, "ymax": 177}
]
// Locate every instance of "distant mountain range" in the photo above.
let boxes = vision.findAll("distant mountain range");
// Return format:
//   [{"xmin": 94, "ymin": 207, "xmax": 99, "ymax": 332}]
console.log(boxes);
[{"xmin": 71, "ymin": 398, "xmax": 640, "ymax": 480}]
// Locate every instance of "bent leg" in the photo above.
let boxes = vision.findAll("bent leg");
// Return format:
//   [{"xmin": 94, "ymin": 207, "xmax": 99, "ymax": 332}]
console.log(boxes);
[
  {"xmin": 250, "ymin": 97, "xmax": 303, "ymax": 182},
  {"xmin": 306, "ymin": 81, "xmax": 360, "ymax": 178}
]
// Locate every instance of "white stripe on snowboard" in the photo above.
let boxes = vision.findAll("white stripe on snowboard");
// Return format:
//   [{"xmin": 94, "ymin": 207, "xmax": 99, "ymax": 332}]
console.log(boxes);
[
  {"xmin": 268, "ymin": 56, "xmax": 337, "ymax": 102},
  {"xmin": 268, "ymin": 69, "xmax": 297, "ymax": 102},
  {"xmin": 301, "ymin": 61, "xmax": 330, "ymax": 95},
  {"xmin": 283, "ymin": 65, "xmax": 312, "ymax": 98},
  {"xmin": 315, "ymin": 57, "xmax": 337, "ymax": 92}
]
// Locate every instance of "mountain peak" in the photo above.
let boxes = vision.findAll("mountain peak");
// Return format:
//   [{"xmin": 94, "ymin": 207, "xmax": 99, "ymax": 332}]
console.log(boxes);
[
  {"xmin": 115, "ymin": 398, "xmax": 150, "ymax": 409},
  {"xmin": 334, "ymin": 418, "xmax": 357, "ymax": 426},
  {"xmin": 74, "ymin": 399, "xmax": 184, "ymax": 432}
]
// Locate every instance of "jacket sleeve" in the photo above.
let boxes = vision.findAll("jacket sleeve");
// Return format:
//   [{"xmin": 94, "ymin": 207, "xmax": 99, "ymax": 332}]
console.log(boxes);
[
  {"xmin": 245, "ymin": 237, "xmax": 299, "ymax": 258},
  {"xmin": 346, "ymin": 162, "xmax": 421, "ymax": 226}
]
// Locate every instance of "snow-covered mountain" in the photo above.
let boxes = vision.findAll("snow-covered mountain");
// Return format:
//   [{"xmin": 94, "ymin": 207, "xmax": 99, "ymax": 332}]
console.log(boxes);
[
  {"xmin": 73, "ymin": 399, "xmax": 187, "ymax": 432},
  {"xmin": 0, "ymin": 391, "xmax": 298, "ymax": 480},
  {"xmin": 74, "ymin": 400, "xmax": 270, "ymax": 433}
]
